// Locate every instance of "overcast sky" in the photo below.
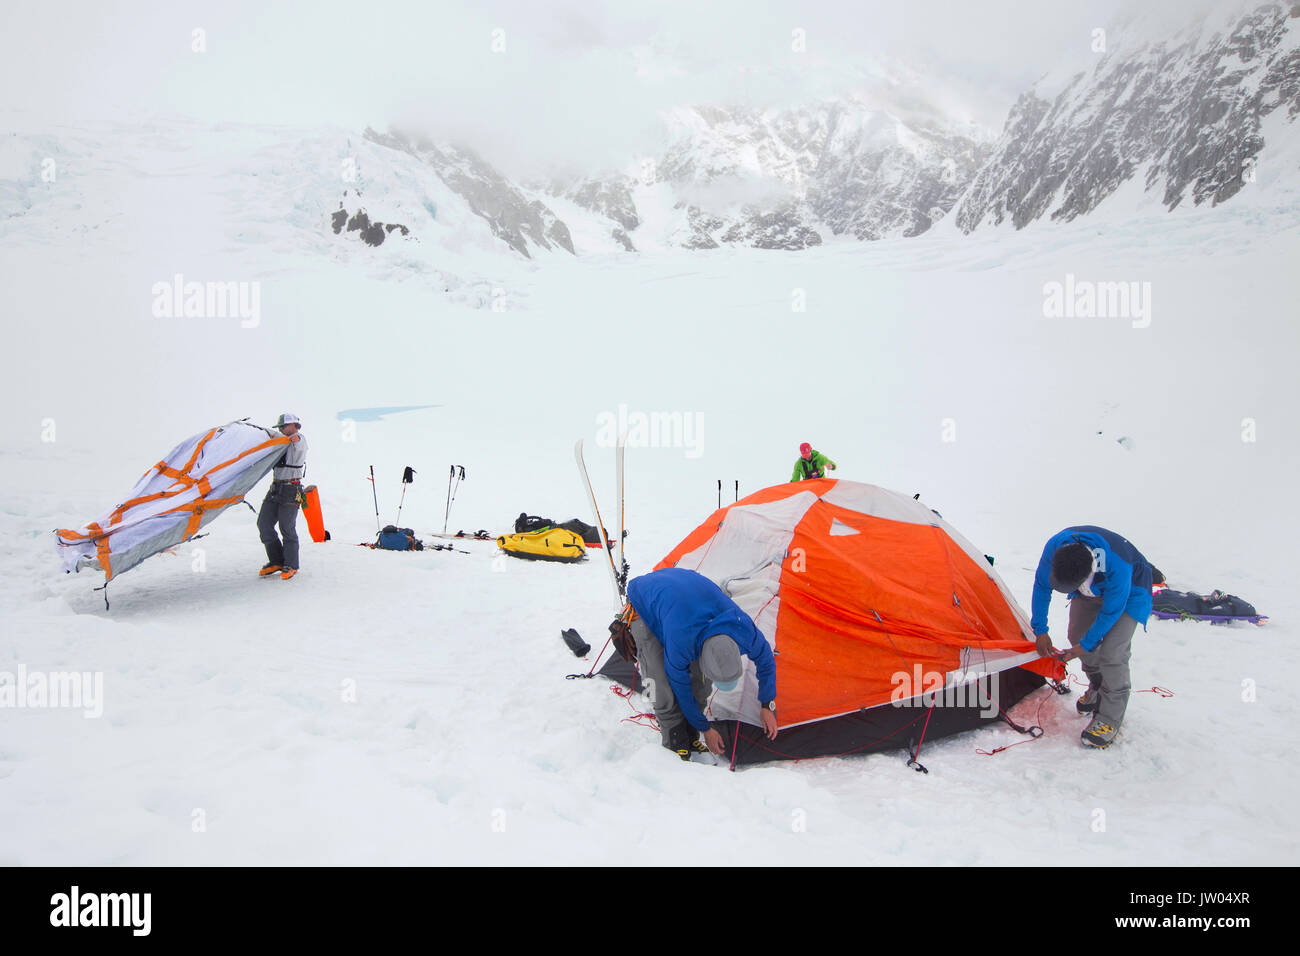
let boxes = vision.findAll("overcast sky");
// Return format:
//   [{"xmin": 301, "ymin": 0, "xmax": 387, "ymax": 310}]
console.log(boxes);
[{"xmin": 2, "ymin": 0, "xmax": 1241, "ymax": 175}]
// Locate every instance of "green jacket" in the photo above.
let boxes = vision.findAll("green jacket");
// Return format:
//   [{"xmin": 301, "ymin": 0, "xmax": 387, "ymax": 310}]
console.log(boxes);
[{"xmin": 791, "ymin": 450, "xmax": 836, "ymax": 481}]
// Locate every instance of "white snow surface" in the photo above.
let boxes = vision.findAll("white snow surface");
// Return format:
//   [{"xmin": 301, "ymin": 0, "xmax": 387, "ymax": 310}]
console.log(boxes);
[{"xmin": 1, "ymin": 117, "xmax": 1298, "ymax": 865}]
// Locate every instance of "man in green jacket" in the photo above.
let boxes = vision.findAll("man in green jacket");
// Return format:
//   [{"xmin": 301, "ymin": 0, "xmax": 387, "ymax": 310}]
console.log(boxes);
[{"xmin": 791, "ymin": 442, "xmax": 837, "ymax": 481}]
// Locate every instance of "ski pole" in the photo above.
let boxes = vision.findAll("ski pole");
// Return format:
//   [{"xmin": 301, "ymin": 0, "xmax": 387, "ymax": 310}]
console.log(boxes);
[
  {"xmin": 734, "ymin": 479, "xmax": 739, "ymax": 503},
  {"xmin": 443, "ymin": 466, "xmax": 453, "ymax": 533},
  {"xmin": 443, "ymin": 465, "xmax": 465, "ymax": 533},
  {"xmin": 368, "ymin": 465, "xmax": 381, "ymax": 533},
  {"xmin": 395, "ymin": 466, "xmax": 416, "ymax": 526},
  {"xmin": 717, "ymin": 479, "xmax": 721, "ymax": 510}
]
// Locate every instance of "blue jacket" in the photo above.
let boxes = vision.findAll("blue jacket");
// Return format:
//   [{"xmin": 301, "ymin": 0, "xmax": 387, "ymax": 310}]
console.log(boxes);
[
  {"xmin": 626, "ymin": 568, "xmax": 777, "ymax": 732},
  {"xmin": 1031, "ymin": 526, "xmax": 1154, "ymax": 652}
]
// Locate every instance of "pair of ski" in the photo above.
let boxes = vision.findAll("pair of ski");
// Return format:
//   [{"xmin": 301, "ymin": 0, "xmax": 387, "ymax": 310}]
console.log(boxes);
[
  {"xmin": 1150, "ymin": 610, "xmax": 1268, "ymax": 626},
  {"xmin": 575, "ymin": 435, "xmax": 628, "ymax": 610},
  {"xmin": 427, "ymin": 530, "xmax": 494, "ymax": 542}
]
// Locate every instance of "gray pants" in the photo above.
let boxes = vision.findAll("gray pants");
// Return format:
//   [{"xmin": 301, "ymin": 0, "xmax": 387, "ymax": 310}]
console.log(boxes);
[
  {"xmin": 258, "ymin": 482, "xmax": 301, "ymax": 570},
  {"xmin": 630, "ymin": 618, "xmax": 712, "ymax": 748},
  {"xmin": 1067, "ymin": 596, "xmax": 1137, "ymax": 726}
]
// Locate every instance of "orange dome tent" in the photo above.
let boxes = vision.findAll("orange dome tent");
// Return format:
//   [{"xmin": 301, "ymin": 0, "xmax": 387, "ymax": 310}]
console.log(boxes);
[{"xmin": 636, "ymin": 478, "xmax": 1064, "ymax": 764}]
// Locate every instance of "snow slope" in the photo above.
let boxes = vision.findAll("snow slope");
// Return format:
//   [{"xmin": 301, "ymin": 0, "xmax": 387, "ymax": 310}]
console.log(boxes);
[{"xmin": 1, "ymin": 117, "xmax": 1297, "ymax": 865}]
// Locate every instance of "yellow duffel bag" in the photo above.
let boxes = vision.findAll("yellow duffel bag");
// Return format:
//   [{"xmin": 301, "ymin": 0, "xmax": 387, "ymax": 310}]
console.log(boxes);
[{"xmin": 496, "ymin": 527, "xmax": 588, "ymax": 563}]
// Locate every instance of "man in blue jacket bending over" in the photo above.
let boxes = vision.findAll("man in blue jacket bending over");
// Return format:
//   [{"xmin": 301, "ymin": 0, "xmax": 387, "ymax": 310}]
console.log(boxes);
[
  {"xmin": 1031, "ymin": 526, "xmax": 1156, "ymax": 749},
  {"xmin": 626, "ymin": 567, "xmax": 778, "ymax": 760}
]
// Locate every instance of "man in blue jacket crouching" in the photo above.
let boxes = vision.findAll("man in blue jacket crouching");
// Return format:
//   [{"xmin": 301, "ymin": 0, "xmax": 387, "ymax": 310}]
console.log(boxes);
[{"xmin": 625, "ymin": 567, "xmax": 778, "ymax": 760}]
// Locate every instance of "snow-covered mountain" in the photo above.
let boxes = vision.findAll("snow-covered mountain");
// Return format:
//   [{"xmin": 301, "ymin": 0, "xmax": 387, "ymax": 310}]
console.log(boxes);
[
  {"xmin": 955, "ymin": 2, "xmax": 1300, "ymax": 232},
  {"xmin": 808, "ymin": 104, "xmax": 989, "ymax": 239},
  {"xmin": 547, "ymin": 174, "xmax": 640, "ymax": 250},
  {"xmin": 366, "ymin": 91, "xmax": 991, "ymax": 256},
  {"xmin": 365, "ymin": 3, "xmax": 1300, "ymax": 255},
  {"xmin": 3, "ymin": 4, "xmax": 1298, "ymax": 274},
  {"xmin": 363, "ymin": 128, "xmax": 575, "ymax": 259},
  {"xmin": 544, "ymin": 98, "xmax": 992, "ymax": 250}
]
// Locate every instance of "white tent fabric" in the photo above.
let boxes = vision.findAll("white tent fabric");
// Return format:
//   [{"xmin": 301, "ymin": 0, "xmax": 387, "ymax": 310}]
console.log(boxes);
[{"xmin": 55, "ymin": 421, "xmax": 290, "ymax": 581}]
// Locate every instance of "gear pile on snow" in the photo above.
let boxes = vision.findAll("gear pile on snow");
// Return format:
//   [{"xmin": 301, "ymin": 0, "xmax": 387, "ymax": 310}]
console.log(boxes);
[
  {"xmin": 514, "ymin": 513, "xmax": 607, "ymax": 548},
  {"xmin": 1152, "ymin": 588, "xmax": 1265, "ymax": 624},
  {"xmin": 375, "ymin": 526, "xmax": 423, "ymax": 551}
]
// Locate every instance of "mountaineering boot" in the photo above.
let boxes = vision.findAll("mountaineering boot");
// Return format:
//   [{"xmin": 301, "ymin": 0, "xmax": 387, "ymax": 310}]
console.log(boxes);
[
  {"xmin": 681, "ymin": 727, "xmax": 711, "ymax": 759},
  {"xmin": 665, "ymin": 723, "xmax": 693, "ymax": 761},
  {"xmin": 1076, "ymin": 685, "xmax": 1102, "ymax": 715},
  {"xmin": 1081, "ymin": 717, "xmax": 1119, "ymax": 749},
  {"xmin": 259, "ymin": 563, "xmax": 282, "ymax": 577},
  {"xmin": 280, "ymin": 568, "xmax": 298, "ymax": 580}
]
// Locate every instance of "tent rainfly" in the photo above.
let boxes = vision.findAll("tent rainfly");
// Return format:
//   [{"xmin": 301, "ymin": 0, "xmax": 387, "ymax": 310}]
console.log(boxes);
[{"xmin": 55, "ymin": 420, "xmax": 290, "ymax": 590}]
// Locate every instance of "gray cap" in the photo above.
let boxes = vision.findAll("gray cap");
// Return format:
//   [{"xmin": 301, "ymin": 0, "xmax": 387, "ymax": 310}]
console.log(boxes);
[{"xmin": 700, "ymin": 635, "xmax": 742, "ymax": 684}]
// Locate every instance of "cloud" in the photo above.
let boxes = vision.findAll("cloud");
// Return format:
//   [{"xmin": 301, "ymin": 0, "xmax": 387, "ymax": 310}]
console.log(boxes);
[{"xmin": 1, "ymin": 0, "xmax": 1236, "ymax": 176}]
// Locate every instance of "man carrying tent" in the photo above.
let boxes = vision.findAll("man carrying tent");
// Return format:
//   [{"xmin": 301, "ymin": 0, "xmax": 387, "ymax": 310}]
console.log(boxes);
[
  {"xmin": 791, "ymin": 442, "xmax": 837, "ymax": 481},
  {"xmin": 258, "ymin": 413, "xmax": 309, "ymax": 580},
  {"xmin": 624, "ymin": 567, "xmax": 778, "ymax": 759},
  {"xmin": 1030, "ymin": 526, "xmax": 1156, "ymax": 749}
]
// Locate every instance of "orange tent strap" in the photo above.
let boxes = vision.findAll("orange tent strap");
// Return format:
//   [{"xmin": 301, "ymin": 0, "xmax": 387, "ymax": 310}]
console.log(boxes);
[
  {"xmin": 87, "ymin": 522, "xmax": 113, "ymax": 580},
  {"xmin": 109, "ymin": 488, "xmax": 188, "ymax": 525},
  {"xmin": 164, "ymin": 494, "xmax": 244, "ymax": 538},
  {"xmin": 110, "ymin": 432, "xmax": 286, "ymax": 527},
  {"xmin": 201, "ymin": 436, "xmax": 291, "ymax": 478},
  {"xmin": 146, "ymin": 429, "xmax": 215, "ymax": 484},
  {"xmin": 158, "ymin": 494, "xmax": 246, "ymax": 518},
  {"xmin": 179, "ymin": 429, "xmax": 217, "ymax": 476}
]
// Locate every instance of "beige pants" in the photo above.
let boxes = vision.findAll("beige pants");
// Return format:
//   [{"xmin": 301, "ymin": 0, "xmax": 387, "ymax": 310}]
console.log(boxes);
[
  {"xmin": 1067, "ymin": 596, "xmax": 1137, "ymax": 726},
  {"xmin": 629, "ymin": 618, "xmax": 712, "ymax": 748}
]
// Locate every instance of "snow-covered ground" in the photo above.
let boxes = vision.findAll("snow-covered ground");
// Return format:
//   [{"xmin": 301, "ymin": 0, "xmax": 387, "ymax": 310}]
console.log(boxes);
[{"xmin": 1, "ymin": 117, "xmax": 1297, "ymax": 864}]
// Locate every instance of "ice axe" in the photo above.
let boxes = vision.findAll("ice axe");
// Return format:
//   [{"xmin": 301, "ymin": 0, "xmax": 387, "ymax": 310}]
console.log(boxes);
[
  {"xmin": 395, "ymin": 466, "xmax": 416, "ymax": 526},
  {"xmin": 443, "ymin": 465, "xmax": 466, "ymax": 533}
]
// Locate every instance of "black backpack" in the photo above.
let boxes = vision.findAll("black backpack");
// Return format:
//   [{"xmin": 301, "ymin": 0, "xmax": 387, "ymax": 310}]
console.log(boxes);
[
  {"xmin": 1153, "ymin": 589, "xmax": 1256, "ymax": 618},
  {"xmin": 558, "ymin": 518, "xmax": 602, "ymax": 546},
  {"xmin": 515, "ymin": 513, "xmax": 554, "ymax": 533}
]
